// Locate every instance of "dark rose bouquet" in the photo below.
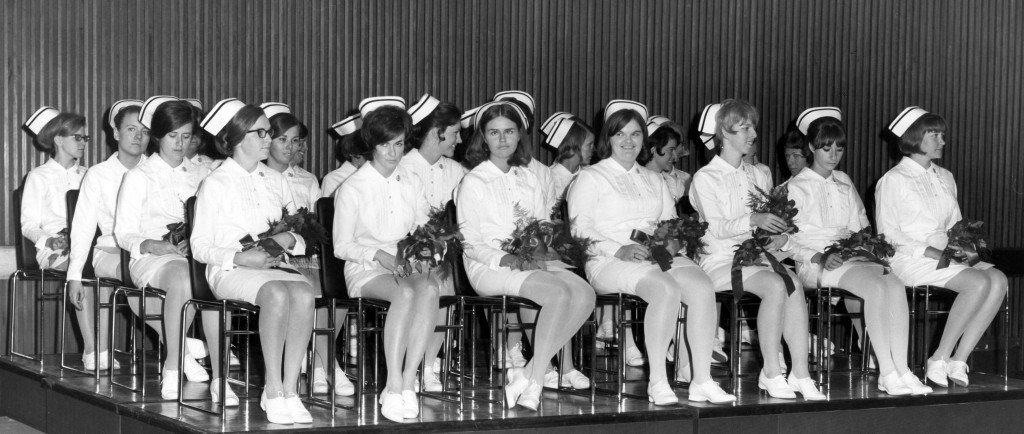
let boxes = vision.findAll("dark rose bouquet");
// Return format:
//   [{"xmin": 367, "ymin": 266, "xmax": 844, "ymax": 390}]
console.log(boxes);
[
  {"xmin": 747, "ymin": 185, "xmax": 799, "ymax": 237},
  {"xmin": 549, "ymin": 217, "xmax": 595, "ymax": 270},
  {"xmin": 822, "ymin": 227, "xmax": 896, "ymax": 273},
  {"xmin": 938, "ymin": 219, "xmax": 991, "ymax": 269},
  {"xmin": 394, "ymin": 207, "xmax": 465, "ymax": 280},
  {"xmin": 676, "ymin": 214, "xmax": 709, "ymax": 261},
  {"xmin": 54, "ymin": 228, "xmax": 71, "ymax": 256},
  {"xmin": 630, "ymin": 219, "xmax": 685, "ymax": 271},
  {"xmin": 240, "ymin": 207, "xmax": 329, "ymax": 257},
  {"xmin": 498, "ymin": 203, "xmax": 557, "ymax": 265}
]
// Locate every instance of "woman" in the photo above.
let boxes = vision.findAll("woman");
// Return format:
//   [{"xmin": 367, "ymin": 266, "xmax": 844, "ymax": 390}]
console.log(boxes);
[
  {"xmin": 191, "ymin": 98, "xmax": 315, "ymax": 425},
  {"xmin": 569, "ymin": 100, "xmax": 732, "ymax": 404},
  {"xmin": 333, "ymin": 97, "xmax": 439, "ymax": 422},
  {"xmin": 641, "ymin": 116, "xmax": 684, "ymax": 202},
  {"xmin": 458, "ymin": 101, "xmax": 595, "ymax": 409},
  {"xmin": 689, "ymin": 99, "xmax": 824, "ymax": 400},
  {"xmin": 876, "ymin": 106, "xmax": 1008, "ymax": 388},
  {"xmin": 321, "ymin": 114, "xmax": 369, "ymax": 198},
  {"xmin": 114, "ymin": 96, "xmax": 223, "ymax": 399},
  {"xmin": 786, "ymin": 107, "xmax": 930, "ymax": 395},
  {"xmin": 542, "ymin": 113, "xmax": 594, "ymax": 201}
]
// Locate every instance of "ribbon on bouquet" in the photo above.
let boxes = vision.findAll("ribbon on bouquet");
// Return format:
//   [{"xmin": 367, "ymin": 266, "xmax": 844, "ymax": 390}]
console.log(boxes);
[
  {"xmin": 937, "ymin": 242, "xmax": 985, "ymax": 269},
  {"xmin": 731, "ymin": 239, "xmax": 796, "ymax": 302},
  {"xmin": 238, "ymin": 234, "xmax": 301, "ymax": 275}
]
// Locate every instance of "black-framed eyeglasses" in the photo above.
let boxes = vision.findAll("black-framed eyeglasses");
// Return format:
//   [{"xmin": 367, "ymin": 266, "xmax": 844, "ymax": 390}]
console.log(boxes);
[
  {"xmin": 247, "ymin": 128, "xmax": 273, "ymax": 138},
  {"xmin": 62, "ymin": 134, "xmax": 91, "ymax": 143}
]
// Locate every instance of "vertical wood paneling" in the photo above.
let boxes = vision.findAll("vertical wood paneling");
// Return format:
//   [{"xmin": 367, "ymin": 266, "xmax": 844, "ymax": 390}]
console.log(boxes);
[{"xmin": 1, "ymin": 0, "xmax": 1023, "ymax": 249}]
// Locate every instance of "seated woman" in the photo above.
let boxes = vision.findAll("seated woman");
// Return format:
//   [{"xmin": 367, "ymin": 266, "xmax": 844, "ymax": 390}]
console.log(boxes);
[
  {"xmin": 114, "ymin": 96, "xmax": 222, "ymax": 399},
  {"xmin": 569, "ymin": 100, "xmax": 732, "ymax": 404},
  {"xmin": 322, "ymin": 114, "xmax": 370, "ymax": 198},
  {"xmin": 458, "ymin": 101, "xmax": 596, "ymax": 409},
  {"xmin": 876, "ymin": 107, "xmax": 1008, "ymax": 388},
  {"xmin": 333, "ymin": 97, "xmax": 439, "ymax": 422},
  {"xmin": 541, "ymin": 113, "xmax": 594, "ymax": 201},
  {"xmin": 786, "ymin": 107, "xmax": 930, "ymax": 395},
  {"xmin": 689, "ymin": 99, "xmax": 824, "ymax": 400},
  {"xmin": 191, "ymin": 98, "xmax": 315, "ymax": 425},
  {"xmin": 642, "ymin": 116, "xmax": 686, "ymax": 203}
]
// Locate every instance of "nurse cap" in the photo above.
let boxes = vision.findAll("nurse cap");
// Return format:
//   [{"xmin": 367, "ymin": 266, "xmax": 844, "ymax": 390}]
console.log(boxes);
[
  {"xmin": 200, "ymin": 98, "xmax": 248, "ymax": 135},
  {"xmin": 139, "ymin": 95, "xmax": 180, "ymax": 129},
  {"xmin": 796, "ymin": 107, "xmax": 842, "ymax": 135},
  {"xmin": 604, "ymin": 99, "xmax": 649, "ymax": 123},
  {"xmin": 493, "ymin": 90, "xmax": 535, "ymax": 115},
  {"xmin": 108, "ymin": 99, "xmax": 143, "ymax": 130},
  {"xmin": 697, "ymin": 103, "xmax": 722, "ymax": 149},
  {"xmin": 359, "ymin": 96, "xmax": 406, "ymax": 118},
  {"xmin": 646, "ymin": 115, "xmax": 672, "ymax": 135},
  {"xmin": 24, "ymin": 106, "xmax": 60, "ymax": 136},
  {"xmin": 541, "ymin": 112, "xmax": 573, "ymax": 136},
  {"xmin": 888, "ymin": 106, "xmax": 929, "ymax": 138},
  {"xmin": 408, "ymin": 94, "xmax": 441, "ymax": 125},
  {"xmin": 473, "ymin": 101, "xmax": 530, "ymax": 131},
  {"xmin": 260, "ymin": 102, "xmax": 291, "ymax": 120},
  {"xmin": 331, "ymin": 114, "xmax": 362, "ymax": 137}
]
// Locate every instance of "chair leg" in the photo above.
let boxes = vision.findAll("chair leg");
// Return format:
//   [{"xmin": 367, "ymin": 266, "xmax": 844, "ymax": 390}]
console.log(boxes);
[{"xmin": 729, "ymin": 298, "xmax": 740, "ymax": 393}]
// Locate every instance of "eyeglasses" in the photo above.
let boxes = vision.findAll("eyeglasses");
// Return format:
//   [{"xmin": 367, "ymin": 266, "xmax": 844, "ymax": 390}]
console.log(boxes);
[
  {"xmin": 62, "ymin": 134, "xmax": 91, "ymax": 143},
  {"xmin": 247, "ymin": 128, "xmax": 273, "ymax": 138}
]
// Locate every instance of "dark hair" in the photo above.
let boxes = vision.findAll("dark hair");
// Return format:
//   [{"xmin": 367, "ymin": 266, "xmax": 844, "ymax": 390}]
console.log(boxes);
[
  {"xmin": 805, "ymin": 117, "xmax": 847, "ymax": 151},
  {"xmin": 638, "ymin": 125, "xmax": 681, "ymax": 165},
  {"xmin": 360, "ymin": 105, "xmax": 411, "ymax": 160},
  {"xmin": 712, "ymin": 99, "xmax": 759, "ymax": 147},
  {"xmin": 269, "ymin": 113, "xmax": 304, "ymax": 140},
  {"xmin": 214, "ymin": 104, "xmax": 264, "ymax": 156},
  {"xmin": 408, "ymin": 102, "xmax": 462, "ymax": 149},
  {"xmin": 113, "ymin": 105, "xmax": 142, "ymax": 130},
  {"xmin": 782, "ymin": 129, "xmax": 808, "ymax": 155},
  {"xmin": 899, "ymin": 113, "xmax": 946, "ymax": 155},
  {"xmin": 464, "ymin": 104, "xmax": 530, "ymax": 169},
  {"xmin": 335, "ymin": 134, "xmax": 371, "ymax": 164},
  {"xmin": 34, "ymin": 112, "xmax": 87, "ymax": 156},
  {"xmin": 151, "ymin": 100, "xmax": 196, "ymax": 140},
  {"xmin": 552, "ymin": 119, "xmax": 595, "ymax": 165},
  {"xmin": 595, "ymin": 109, "xmax": 648, "ymax": 160}
]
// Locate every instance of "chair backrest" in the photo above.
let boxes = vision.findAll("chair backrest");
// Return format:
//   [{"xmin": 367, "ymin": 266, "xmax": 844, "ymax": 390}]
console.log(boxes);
[
  {"xmin": 184, "ymin": 196, "xmax": 217, "ymax": 301},
  {"xmin": 676, "ymin": 196, "xmax": 697, "ymax": 217},
  {"xmin": 444, "ymin": 200, "xmax": 478, "ymax": 297},
  {"xmin": 11, "ymin": 188, "xmax": 37, "ymax": 270},
  {"xmin": 316, "ymin": 197, "xmax": 350, "ymax": 300}
]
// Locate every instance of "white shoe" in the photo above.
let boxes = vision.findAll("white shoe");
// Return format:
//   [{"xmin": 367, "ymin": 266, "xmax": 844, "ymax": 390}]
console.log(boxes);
[
  {"xmin": 82, "ymin": 351, "xmax": 98, "ymax": 371},
  {"xmin": 334, "ymin": 367, "xmax": 355, "ymax": 396},
  {"xmin": 312, "ymin": 368, "xmax": 330, "ymax": 394},
  {"xmin": 688, "ymin": 380, "xmax": 736, "ymax": 404},
  {"xmin": 543, "ymin": 368, "xmax": 559, "ymax": 388},
  {"xmin": 284, "ymin": 393, "xmax": 313, "ymax": 424},
  {"xmin": 808, "ymin": 334, "xmax": 836, "ymax": 356},
  {"xmin": 160, "ymin": 370, "xmax": 179, "ymax": 399},
  {"xmin": 185, "ymin": 338, "xmax": 208, "ymax": 359},
  {"xmin": 899, "ymin": 371, "xmax": 933, "ymax": 395},
  {"xmin": 229, "ymin": 351, "xmax": 240, "ymax": 367},
  {"xmin": 878, "ymin": 371, "xmax": 912, "ymax": 396},
  {"xmin": 83, "ymin": 351, "xmax": 120, "ymax": 371},
  {"xmin": 712, "ymin": 339, "xmax": 728, "ymax": 363},
  {"xmin": 505, "ymin": 368, "xmax": 529, "ymax": 407},
  {"xmin": 925, "ymin": 359, "xmax": 949, "ymax": 387},
  {"xmin": 560, "ymin": 369, "xmax": 591, "ymax": 389},
  {"xmin": 423, "ymin": 366, "xmax": 443, "ymax": 392},
  {"xmin": 517, "ymin": 381, "xmax": 543, "ymax": 411},
  {"xmin": 508, "ymin": 342, "xmax": 527, "ymax": 368},
  {"xmin": 401, "ymin": 390, "xmax": 419, "ymax": 419},
  {"xmin": 210, "ymin": 380, "xmax": 239, "ymax": 406},
  {"xmin": 947, "ymin": 360, "xmax": 970, "ymax": 387},
  {"xmin": 674, "ymin": 363, "xmax": 692, "ymax": 383},
  {"xmin": 431, "ymin": 357, "xmax": 441, "ymax": 374},
  {"xmin": 758, "ymin": 370, "xmax": 796, "ymax": 399},
  {"xmin": 378, "ymin": 390, "xmax": 404, "ymax": 423},
  {"xmin": 647, "ymin": 380, "xmax": 679, "ymax": 405},
  {"xmin": 625, "ymin": 345, "xmax": 646, "ymax": 367},
  {"xmin": 787, "ymin": 376, "xmax": 826, "ymax": 401},
  {"xmin": 740, "ymin": 324, "xmax": 757, "ymax": 345},
  {"xmin": 183, "ymin": 353, "xmax": 210, "ymax": 382},
  {"xmin": 261, "ymin": 391, "xmax": 293, "ymax": 424}
]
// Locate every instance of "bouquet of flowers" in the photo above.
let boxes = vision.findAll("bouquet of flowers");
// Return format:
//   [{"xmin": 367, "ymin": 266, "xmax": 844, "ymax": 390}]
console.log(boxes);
[
  {"xmin": 240, "ymin": 207, "xmax": 329, "ymax": 257},
  {"xmin": 394, "ymin": 207, "xmax": 465, "ymax": 280},
  {"xmin": 54, "ymin": 228, "xmax": 71, "ymax": 256},
  {"xmin": 630, "ymin": 219, "xmax": 685, "ymax": 271},
  {"xmin": 731, "ymin": 236, "xmax": 795, "ymax": 300},
  {"xmin": 822, "ymin": 227, "xmax": 896, "ymax": 273},
  {"xmin": 498, "ymin": 203, "xmax": 556, "ymax": 265},
  {"xmin": 747, "ymin": 185, "xmax": 799, "ymax": 237},
  {"xmin": 675, "ymin": 214, "xmax": 709, "ymax": 261},
  {"xmin": 938, "ymin": 219, "xmax": 991, "ymax": 269},
  {"xmin": 549, "ymin": 217, "xmax": 595, "ymax": 269}
]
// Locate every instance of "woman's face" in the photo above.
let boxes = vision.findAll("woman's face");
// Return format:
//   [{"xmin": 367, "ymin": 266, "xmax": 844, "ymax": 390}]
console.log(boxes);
[
  {"xmin": 651, "ymin": 139, "xmax": 679, "ymax": 172},
  {"xmin": 919, "ymin": 131, "xmax": 945, "ymax": 160},
  {"xmin": 372, "ymin": 134, "xmax": 406, "ymax": 172},
  {"xmin": 269, "ymin": 126, "xmax": 301, "ymax": 166},
  {"xmin": 437, "ymin": 124, "xmax": 461, "ymax": 158},
  {"xmin": 609, "ymin": 119, "xmax": 644, "ymax": 166},
  {"xmin": 580, "ymin": 132, "xmax": 595, "ymax": 166},
  {"xmin": 722, "ymin": 119, "xmax": 757, "ymax": 155},
  {"xmin": 810, "ymin": 142, "xmax": 845, "ymax": 173},
  {"xmin": 483, "ymin": 116, "xmax": 519, "ymax": 162},
  {"xmin": 784, "ymin": 148, "xmax": 808, "ymax": 175},
  {"xmin": 56, "ymin": 126, "xmax": 88, "ymax": 160},
  {"xmin": 114, "ymin": 115, "xmax": 150, "ymax": 158},
  {"xmin": 290, "ymin": 139, "xmax": 307, "ymax": 166},
  {"xmin": 236, "ymin": 116, "xmax": 273, "ymax": 161},
  {"xmin": 158, "ymin": 123, "xmax": 194, "ymax": 163}
]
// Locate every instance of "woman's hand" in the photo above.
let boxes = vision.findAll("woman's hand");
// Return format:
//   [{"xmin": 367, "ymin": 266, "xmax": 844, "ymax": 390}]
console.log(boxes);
[
  {"xmin": 765, "ymin": 234, "xmax": 788, "ymax": 251},
  {"xmin": 374, "ymin": 250, "xmax": 398, "ymax": 272},
  {"xmin": 67, "ymin": 280, "xmax": 85, "ymax": 311},
  {"xmin": 812, "ymin": 252, "xmax": 844, "ymax": 271},
  {"xmin": 45, "ymin": 236, "xmax": 67, "ymax": 252},
  {"xmin": 751, "ymin": 213, "xmax": 789, "ymax": 233},
  {"xmin": 234, "ymin": 248, "xmax": 281, "ymax": 269},
  {"xmin": 271, "ymin": 232, "xmax": 297, "ymax": 250},
  {"xmin": 615, "ymin": 244, "xmax": 650, "ymax": 262},
  {"xmin": 141, "ymin": 239, "xmax": 181, "ymax": 256}
]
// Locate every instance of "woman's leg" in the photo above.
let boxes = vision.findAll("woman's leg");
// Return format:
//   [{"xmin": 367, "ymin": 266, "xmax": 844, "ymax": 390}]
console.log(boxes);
[
  {"xmin": 149, "ymin": 261, "xmax": 195, "ymax": 372},
  {"xmin": 422, "ymin": 278, "xmax": 454, "ymax": 370},
  {"xmin": 952, "ymin": 268, "xmax": 1008, "ymax": 362},
  {"xmin": 928, "ymin": 269, "xmax": 989, "ymax": 362},
  {"xmin": 359, "ymin": 276, "xmax": 417, "ymax": 392},
  {"xmin": 517, "ymin": 272, "xmax": 581, "ymax": 385},
  {"xmin": 254, "ymin": 281, "xmax": 293, "ymax": 396},
  {"xmin": 741, "ymin": 270, "xmax": 788, "ymax": 377},
  {"xmin": 837, "ymin": 267, "xmax": 898, "ymax": 376},
  {"xmin": 880, "ymin": 274, "xmax": 911, "ymax": 374},
  {"xmin": 281, "ymin": 281, "xmax": 316, "ymax": 395},
  {"xmin": 667, "ymin": 267, "xmax": 716, "ymax": 384},
  {"xmin": 399, "ymin": 274, "xmax": 441, "ymax": 390},
  {"xmin": 551, "ymin": 271, "xmax": 597, "ymax": 374},
  {"xmin": 633, "ymin": 271, "xmax": 683, "ymax": 383}
]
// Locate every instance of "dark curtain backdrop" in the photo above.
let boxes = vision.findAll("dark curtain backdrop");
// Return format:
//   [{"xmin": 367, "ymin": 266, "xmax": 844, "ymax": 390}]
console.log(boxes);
[{"xmin": 2, "ymin": 0, "xmax": 1022, "ymax": 246}]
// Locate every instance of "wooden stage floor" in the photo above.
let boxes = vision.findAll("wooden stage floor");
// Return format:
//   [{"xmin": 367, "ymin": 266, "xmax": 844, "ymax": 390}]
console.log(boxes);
[{"xmin": 2, "ymin": 351, "xmax": 1024, "ymax": 433}]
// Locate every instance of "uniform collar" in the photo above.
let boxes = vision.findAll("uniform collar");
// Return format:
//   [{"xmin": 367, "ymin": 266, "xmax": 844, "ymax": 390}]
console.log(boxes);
[
  {"xmin": 597, "ymin": 157, "xmax": 640, "ymax": 175},
  {"xmin": 709, "ymin": 155, "xmax": 744, "ymax": 173},
  {"xmin": 44, "ymin": 158, "xmax": 82, "ymax": 174},
  {"xmin": 221, "ymin": 157, "xmax": 268, "ymax": 177},
  {"xmin": 898, "ymin": 156, "xmax": 937, "ymax": 174}
]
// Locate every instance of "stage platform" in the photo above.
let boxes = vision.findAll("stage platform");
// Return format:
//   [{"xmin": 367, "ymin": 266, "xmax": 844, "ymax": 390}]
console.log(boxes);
[{"xmin": 2, "ymin": 354, "xmax": 1024, "ymax": 433}]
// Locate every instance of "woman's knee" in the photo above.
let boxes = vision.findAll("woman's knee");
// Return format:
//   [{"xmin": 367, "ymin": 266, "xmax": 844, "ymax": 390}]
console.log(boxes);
[
  {"xmin": 257, "ymin": 282, "xmax": 291, "ymax": 309},
  {"xmin": 287, "ymin": 283, "xmax": 316, "ymax": 308},
  {"xmin": 639, "ymin": 274, "xmax": 681, "ymax": 305},
  {"xmin": 986, "ymin": 269, "xmax": 1008, "ymax": 295}
]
